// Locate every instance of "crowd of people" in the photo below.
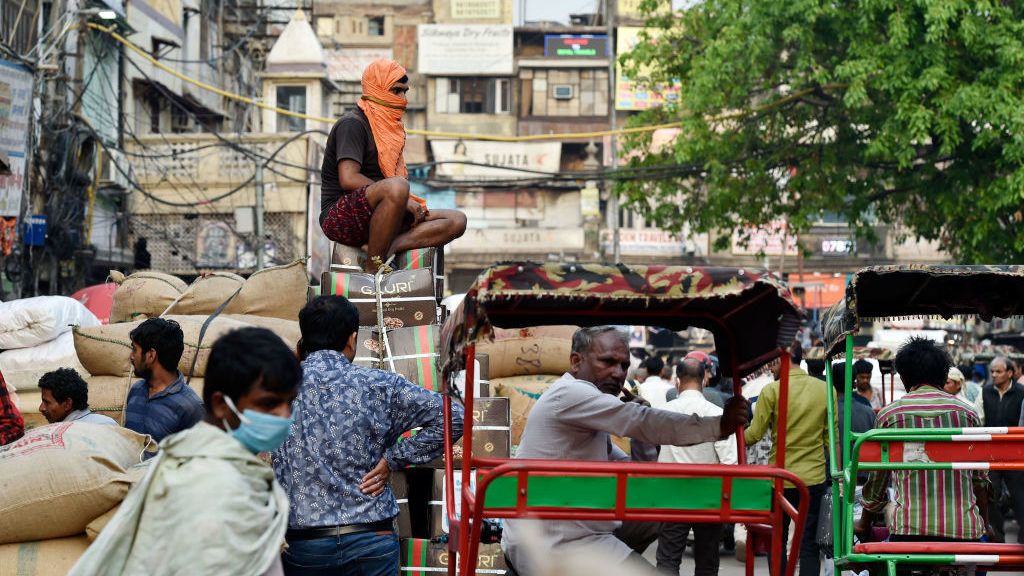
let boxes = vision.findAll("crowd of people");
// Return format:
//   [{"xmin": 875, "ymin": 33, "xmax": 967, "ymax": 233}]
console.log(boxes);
[
  {"xmin": 4, "ymin": 307, "xmax": 1024, "ymax": 574},
  {"xmin": 0, "ymin": 296, "xmax": 460, "ymax": 576}
]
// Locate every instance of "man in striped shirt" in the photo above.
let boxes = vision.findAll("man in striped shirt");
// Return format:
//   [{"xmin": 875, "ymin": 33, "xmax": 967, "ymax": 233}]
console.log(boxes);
[{"xmin": 857, "ymin": 337, "xmax": 991, "ymax": 543}]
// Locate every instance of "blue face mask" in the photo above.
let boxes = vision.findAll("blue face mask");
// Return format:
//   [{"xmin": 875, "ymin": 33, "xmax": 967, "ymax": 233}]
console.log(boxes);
[{"xmin": 222, "ymin": 396, "xmax": 294, "ymax": 454}]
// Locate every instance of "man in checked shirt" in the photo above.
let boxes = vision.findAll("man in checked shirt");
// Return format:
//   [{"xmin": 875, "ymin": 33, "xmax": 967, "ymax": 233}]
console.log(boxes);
[
  {"xmin": 856, "ymin": 337, "xmax": 992, "ymax": 548},
  {"xmin": 0, "ymin": 370, "xmax": 24, "ymax": 446}
]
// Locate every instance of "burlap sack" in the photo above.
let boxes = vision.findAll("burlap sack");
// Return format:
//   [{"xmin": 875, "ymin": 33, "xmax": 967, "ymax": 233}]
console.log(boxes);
[
  {"xmin": 221, "ymin": 315, "xmax": 300, "ymax": 352},
  {"xmin": 477, "ymin": 337, "xmax": 572, "ymax": 379},
  {"xmin": 492, "ymin": 374, "xmax": 562, "ymax": 445},
  {"xmin": 85, "ymin": 505, "xmax": 118, "ymax": 542},
  {"xmin": 162, "ymin": 272, "xmax": 245, "ymax": 316},
  {"xmin": 223, "ymin": 260, "xmax": 308, "ymax": 320},
  {"xmin": 83, "ymin": 463, "xmax": 149, "ymax": 543},
  {"xmin": 491, "ymin": 325, "xmax": 579, "ymax": 341},
  {"xmin": 0, "ymin": 423, "xmax": 153, "ymax": 543},
  {"xmin": 0, "ymin": 535, "xmax": 92, "ymax": 575},
  {"xmin": 109, "ymin": 270, "xmax": 187, "ymax": 324},
  {"xmin": 73, "ymin": 315, "xmax": 252, "ymax": 378},
  {"xmin": 321, "ymin": 270, "xmax": 437, "ymax": 328}
]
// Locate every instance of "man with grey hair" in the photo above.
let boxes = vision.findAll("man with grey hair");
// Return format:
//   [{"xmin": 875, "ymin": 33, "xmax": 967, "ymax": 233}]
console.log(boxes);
[
  {"xmin": 984, "ymin": 356, "xmax": 1024, "ymax": 542},
  {"xmin": 501, "ymin": 326, "xmax": 750, "ymax": 576}
]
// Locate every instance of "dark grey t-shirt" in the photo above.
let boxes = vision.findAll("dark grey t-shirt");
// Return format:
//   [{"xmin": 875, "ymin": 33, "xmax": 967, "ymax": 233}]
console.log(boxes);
[{"xmin": 320, "ymin": 108, "xmax": 384, "ymax": 225}]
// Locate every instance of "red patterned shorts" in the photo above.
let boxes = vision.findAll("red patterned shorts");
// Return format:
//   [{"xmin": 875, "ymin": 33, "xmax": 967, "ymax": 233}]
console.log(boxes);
[{"xmin": 321, "ymin": 185, "xmax": 372, "ymax": 247}]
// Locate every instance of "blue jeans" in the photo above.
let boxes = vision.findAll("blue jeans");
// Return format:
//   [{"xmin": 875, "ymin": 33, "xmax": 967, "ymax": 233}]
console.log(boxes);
[{"xmin": 282, "ymin": 530, "xmax": 399, "ymax": 576}]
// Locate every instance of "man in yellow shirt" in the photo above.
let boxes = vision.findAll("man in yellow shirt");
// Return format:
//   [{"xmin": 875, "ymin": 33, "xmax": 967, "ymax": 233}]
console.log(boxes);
[{"xmin": 744, "ymin": 349, "xmax": 831, "ymax": 576}]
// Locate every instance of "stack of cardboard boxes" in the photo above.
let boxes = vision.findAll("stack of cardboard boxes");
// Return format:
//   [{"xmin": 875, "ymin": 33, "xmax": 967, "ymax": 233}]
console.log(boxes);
[{"xmin": 320, "ymin": 243, "xmax": 511, "ymax": 574}]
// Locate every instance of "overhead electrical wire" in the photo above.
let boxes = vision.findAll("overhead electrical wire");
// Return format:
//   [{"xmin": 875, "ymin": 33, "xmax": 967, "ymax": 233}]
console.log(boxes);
[{"xmin": 83, "ymin": 22, "xmax": 686, "ymax": 142}]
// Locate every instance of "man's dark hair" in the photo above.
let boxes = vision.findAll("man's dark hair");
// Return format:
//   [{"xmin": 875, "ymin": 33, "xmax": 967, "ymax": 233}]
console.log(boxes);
[
  {"xmin": 298, "ymin": 296, "xmax": 359, "ymax": 357},
  {"xmin": 129, "ymin": 318, "xmax": 184, "ymax": 372},
  {"xmin": 675, "ymin": 358, "xmax": 705, "ymax": 382},
  {"xmin": 571, "ymin": 326, "xmax": 627, "ymax": 354},
  {"xmin": 398, "ymin": 74, "xmax": 409, "ymax": 84},
  {"xmin": 644, "ymin": 356, "xmax": 665, "ymax": 375},
  {"xmin": 38, "ymin": 368, "xmax": 89, "ymax": 411},
  {"xmin": 853, "ymin": 359, "xmax": 873, "ymax": 376},
  {"xmin": 830, "ymin": 362, "xmax": 847, "ymax": 394},
  {"xmin": 894, "ymin": 337, "xmax": 951, "ymax": 391},
  {"xmin": 203, "ymin": 327, "xmax": 302, "ymax": 407},
  {"xmin": 806, "ymin": 358, "xmax": 826, "ymax": 379}
]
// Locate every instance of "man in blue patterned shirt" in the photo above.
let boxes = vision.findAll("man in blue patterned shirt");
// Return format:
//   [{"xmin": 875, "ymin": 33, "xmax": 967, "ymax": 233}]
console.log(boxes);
[{"xmin": 273, "ymin": 295, "xmax": 463, "ymax": 576}]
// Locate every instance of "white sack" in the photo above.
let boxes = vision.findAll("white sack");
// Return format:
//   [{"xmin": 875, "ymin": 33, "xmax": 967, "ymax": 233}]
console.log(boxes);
[
  {"xmin": 0, "ymin": 296, "xmax": 100, "ymax": 350},
  {"xmin": 0, "ymin": 331, "xmax": 89, "ymax": 391}
]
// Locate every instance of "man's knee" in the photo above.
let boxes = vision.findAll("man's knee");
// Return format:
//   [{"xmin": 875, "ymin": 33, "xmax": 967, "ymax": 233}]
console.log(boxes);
[
  {"xmin": 449, "ymin": 210, "xmax": 467, "ymax": 236},
  {"xmin": 377, "ymin": 177, "xmax": 410, "ymax": 204}
]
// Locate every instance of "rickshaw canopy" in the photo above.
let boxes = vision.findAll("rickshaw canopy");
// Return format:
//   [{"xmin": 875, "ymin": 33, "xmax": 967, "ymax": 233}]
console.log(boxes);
[
  {"xmin": 440, "ymin": 262, "xmax": 802, "ymax": 379},
  {"xmin": 821, "ymin": 265, "xmax": 1024, "ymax": 357}
]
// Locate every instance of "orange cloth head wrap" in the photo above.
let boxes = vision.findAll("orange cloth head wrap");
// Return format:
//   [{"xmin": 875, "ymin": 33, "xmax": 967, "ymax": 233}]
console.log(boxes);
[{"xmin": 357, "ymin": 59, "xmax": 408, "ymax": 179}]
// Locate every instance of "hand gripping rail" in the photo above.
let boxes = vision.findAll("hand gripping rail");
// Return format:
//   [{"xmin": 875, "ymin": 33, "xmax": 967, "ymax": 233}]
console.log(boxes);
[{"xmin": 845, "ymin": 426, "xmax": 1024, "ymax": 575}]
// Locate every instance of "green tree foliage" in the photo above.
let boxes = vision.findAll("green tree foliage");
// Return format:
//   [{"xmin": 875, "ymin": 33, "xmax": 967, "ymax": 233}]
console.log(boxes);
[{"xmin": 618, "ymin": 0, "xmax": 1024, "ymax": 262}]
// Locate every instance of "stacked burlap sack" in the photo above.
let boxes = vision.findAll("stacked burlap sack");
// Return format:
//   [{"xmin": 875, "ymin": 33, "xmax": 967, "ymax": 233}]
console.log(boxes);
[
  {"xmin": 0, "ymin": 423, "xmax": 152, "ymax": 575},
  {"xmin": 0, "ymin": 296, "xmax": 98, "ymax": 418},
  {"xmin": 484, "ymin": 325, "xmax": 577, "ymax": 447},
  {"xmin": 63, "ymin": 261, "xmax": 308, "ymax": 428}
]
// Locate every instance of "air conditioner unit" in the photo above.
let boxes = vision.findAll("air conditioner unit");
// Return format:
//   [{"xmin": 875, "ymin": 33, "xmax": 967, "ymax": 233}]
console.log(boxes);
[
  {"xmin": 97, "ymin": 149, "xmax": 130, "ymax": 191},
  {"xmin": 552, "ymin": 84, "xmax": 574, "ymax": 100}
]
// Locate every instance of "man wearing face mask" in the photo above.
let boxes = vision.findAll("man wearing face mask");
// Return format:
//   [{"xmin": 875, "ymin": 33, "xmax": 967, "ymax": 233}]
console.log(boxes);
[
  {"xmin": 320, "ymin": 59, "xmax": 466, "ymax": 272},
  {"xmin": 69, "ymin": 327, "xmax": 302, "ymax": 576},
  {"xmin": 501, "ymin": 326, "xmax": 751, "ymax": 576},
  {"xmin": 123, "ymin": 318, "xmax": 204, "ymax": 442},
  {"xmin": 273, "ymin": 296, "xmax": 463, "ymax": 575}
]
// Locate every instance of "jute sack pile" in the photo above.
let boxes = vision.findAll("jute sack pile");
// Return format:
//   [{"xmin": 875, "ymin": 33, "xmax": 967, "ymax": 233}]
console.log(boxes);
[
  {"xmin": 222, "ymin": 260, "xmax": 309, "ymax": 320},
  {"xmin": 162, "ymin": 272, "xmax": 244, "ymax": 317},
  {"xmin": 73, "ymin": 315, "xmax": 298, "ymax": 380},
  {"xmin": 109, "ymin": 271, "xmax": 187, "ymax": 323},
  {"xmin": 492, "ymin": 374, "xmax": 562, "ymax": 445},
  {"xmin": 0, "ymin": 535, "xmax": 92, "ymax": 576},
  {"xmin": 163, "ymin": 261, "xmax": 308, "ymax": 321},
  {"xmin": 0, "ymin": 423, "xmax": 153, "ymax": 543},
  {"xmin": 477, "ymin": 331, "xmax": 575, "ymax": 379}
]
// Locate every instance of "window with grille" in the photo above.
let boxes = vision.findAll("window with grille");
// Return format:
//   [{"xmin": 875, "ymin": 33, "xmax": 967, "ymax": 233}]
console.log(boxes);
[{"xmin": 435, "ymin": 78, "xmax": 512, "ymax": 115}]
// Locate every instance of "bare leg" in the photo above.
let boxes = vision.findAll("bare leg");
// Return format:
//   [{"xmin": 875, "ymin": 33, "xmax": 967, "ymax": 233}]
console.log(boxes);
[
  {"xmin": 388, "ymin": 209, "xmax": 467, "ymax": 255},
  {"xmin": 363, "ymin": 177, "xmax": 410, "ymax": 272}
]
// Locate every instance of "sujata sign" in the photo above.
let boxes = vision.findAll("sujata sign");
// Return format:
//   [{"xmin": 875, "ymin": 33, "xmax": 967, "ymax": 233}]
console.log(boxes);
[
  {"xmin": 544, "ymin": 35, "xmax": 609, "ymax": 58},
  {"xmin": 431, "ymin": 140, "xmax": 561, "ymax": 180}
]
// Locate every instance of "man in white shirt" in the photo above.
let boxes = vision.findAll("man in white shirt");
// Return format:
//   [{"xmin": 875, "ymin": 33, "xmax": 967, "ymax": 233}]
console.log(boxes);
[
  {"xmin": 501, "ymin": 327, "xmax": 749, "ymax": 576},
  {"xmin": 656, "ymin": 358, "xmax": 737, "ymax": 575},
  {"xmin": 638, "ymin": 356, "xmax": 673, "ymax": 408}
]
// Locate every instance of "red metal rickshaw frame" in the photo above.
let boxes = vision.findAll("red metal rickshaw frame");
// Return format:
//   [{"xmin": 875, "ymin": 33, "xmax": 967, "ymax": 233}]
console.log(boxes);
[{"xmin": 439, "ymin": 262, "xmax": 809, "ymax": 576}]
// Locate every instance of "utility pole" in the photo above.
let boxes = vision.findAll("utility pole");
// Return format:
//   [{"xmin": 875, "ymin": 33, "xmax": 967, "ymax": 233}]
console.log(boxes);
[
  {"xmin": 254, "ymin": 160, "xmax": 265, "ymax": 270},
  {"xmin": 606, "ymin": 0, "xmax": 620, "ymax": 263}
]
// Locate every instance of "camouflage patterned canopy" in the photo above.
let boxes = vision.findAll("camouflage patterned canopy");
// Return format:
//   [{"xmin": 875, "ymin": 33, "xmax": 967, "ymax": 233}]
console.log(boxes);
[
  {"xmin": 441, "ymin": 262, "xmax": 802, "ymax": 379},
  {"xmin": 821, "ymin": 265, "xmax": 1024, "ymax": 356}
]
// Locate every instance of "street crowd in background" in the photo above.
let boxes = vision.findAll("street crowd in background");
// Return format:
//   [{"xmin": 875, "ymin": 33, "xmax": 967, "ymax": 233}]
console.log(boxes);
[{"xmin": 4, "ymin": 313, "xmax": 1024, "ymax": 574}]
